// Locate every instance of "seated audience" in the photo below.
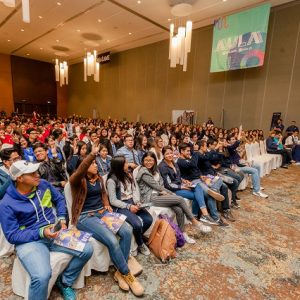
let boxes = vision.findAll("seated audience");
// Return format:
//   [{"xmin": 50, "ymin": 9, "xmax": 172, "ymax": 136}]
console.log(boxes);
[
  {"xmin": 106, "ymin": 156, "xmax": 153, "ymax": 256},
  {"xmin": 33, "ymin": 143, "xmax": 68, "ymax": 192},
  {"xmin": 266, "ymin": 131, "xmax": 292, "ymax": 168},
  {"xmin": 149, "ymin": 136, "xmax": 164, "ymax": 165},
  {"xmin": 227, "ymin": 134, "xmax": 268, "ymax": 198},
  {"xmin": 0, "ymin": 160, "xmax": 93, "ymax": 300},
  {"xmin": 136, "ymin": 151, "xmax": 212, "ymax": 243},
  {"xmin": 69, "ymin": 145, "xmax": 144, "ymax": 296},
  {"xmin": 95, "ymin": 144, "xmax": 112, "ymax": 177},
  {"xmin": 116, "ymin": 135, "xmax": 140, "ymax": 170},
  {"xmin": 159, "ymin": 146, "xmax": 218, "ymax": 225}
]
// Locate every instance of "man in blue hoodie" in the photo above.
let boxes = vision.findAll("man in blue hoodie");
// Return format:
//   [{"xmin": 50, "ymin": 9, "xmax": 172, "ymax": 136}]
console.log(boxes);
[{"xmin": 0, "ymin": 160, "xmax": 93, "ymax": 300}]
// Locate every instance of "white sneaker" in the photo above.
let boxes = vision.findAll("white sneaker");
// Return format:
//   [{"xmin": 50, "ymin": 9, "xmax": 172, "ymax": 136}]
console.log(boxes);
[
  {"xmin": 195, "ymin": 222, "xmax": 212, "ymax": 234},
  {"xmin": 130, "ymin": 248, "xmax": 138, "ymax": 257},
  {"xmin": 253, "ymin": 191, "xmax": 268, "ymax": 198},
  {"xmin": 183, "ymin": 232, "xmax": 196, "ymax": 244},
  {"xmin": 138, "ymin": 243, "xmax": 150, "ymax": 256},
  {"xmin": 251, "ymin": 186, "xmax": 265, "ymax": 191}
]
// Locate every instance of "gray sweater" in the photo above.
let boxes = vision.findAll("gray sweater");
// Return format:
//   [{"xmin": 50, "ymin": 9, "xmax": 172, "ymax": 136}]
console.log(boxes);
[{"xmin": 135, "ymin": 166, "xmax": 170, "ymax": 203}]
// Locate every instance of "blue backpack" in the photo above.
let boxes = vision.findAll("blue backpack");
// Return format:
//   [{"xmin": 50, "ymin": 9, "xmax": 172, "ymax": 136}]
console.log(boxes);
[{"xmin": 159, "ymin": 214, "xmax": 185, "ymax": 248}]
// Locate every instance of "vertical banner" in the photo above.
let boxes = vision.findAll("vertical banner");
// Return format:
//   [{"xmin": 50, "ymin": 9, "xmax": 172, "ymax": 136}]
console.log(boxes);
[{"xmin": 210, "ymin": 4, "xmax": 271, "ymax": 73}]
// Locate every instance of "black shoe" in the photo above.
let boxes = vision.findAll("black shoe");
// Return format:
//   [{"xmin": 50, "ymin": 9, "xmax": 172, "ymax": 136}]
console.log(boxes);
[
  {"xmin": 216, "ymin": 218, "xmax": 229, "ymax": 227},
  {"xmin": 231, "ymin": 201, "xmax": 240, "ymax": 209},
  {"xmin": 281, "ymin": 165, "xmax": 289, "ymax": 169},
  {"xmin": 222, "ymin": 209, "xmax": 236, "ymax": 222},
  {"xmin": 235, "ymin": 195, "xmax": 241, "ymax": 200}
]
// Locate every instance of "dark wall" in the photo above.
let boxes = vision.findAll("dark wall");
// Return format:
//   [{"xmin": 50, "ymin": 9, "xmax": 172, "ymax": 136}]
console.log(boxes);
[{"xmin": 11, "ymin": 56, "xmax": 57, "ymax": 115}]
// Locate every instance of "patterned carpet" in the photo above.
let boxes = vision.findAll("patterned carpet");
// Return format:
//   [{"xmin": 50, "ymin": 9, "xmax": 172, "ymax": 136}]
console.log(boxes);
[{"xmin": 1, "ymin": 166, "xmax": 300, "ymax": 300}]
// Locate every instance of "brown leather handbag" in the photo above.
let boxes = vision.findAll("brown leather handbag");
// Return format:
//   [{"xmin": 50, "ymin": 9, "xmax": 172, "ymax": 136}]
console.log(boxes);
[{"xmin": 147, "ymin": 219, "xmax": 177, "ymax": 262}]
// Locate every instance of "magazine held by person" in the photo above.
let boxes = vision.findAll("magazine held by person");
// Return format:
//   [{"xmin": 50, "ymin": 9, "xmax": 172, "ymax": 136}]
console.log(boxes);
[
  {"xmin": 53, "ymin": 228, "xmax": 92, "ymax": 252},
  {"xmin": 95, "ymin": 211, "xmax": 127, "ymax": 234}
]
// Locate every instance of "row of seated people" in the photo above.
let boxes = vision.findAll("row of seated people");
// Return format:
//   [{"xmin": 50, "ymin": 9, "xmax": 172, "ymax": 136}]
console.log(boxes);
[{"xmin": 0, "ymin": 115, "xmax": 295, "ymax": 300}]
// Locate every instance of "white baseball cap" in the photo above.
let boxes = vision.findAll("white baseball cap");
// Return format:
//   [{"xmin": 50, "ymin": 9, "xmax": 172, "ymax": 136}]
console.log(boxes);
[{"xmin": 10, "ymin": 160, "xmax": 40, "ymax": 181}]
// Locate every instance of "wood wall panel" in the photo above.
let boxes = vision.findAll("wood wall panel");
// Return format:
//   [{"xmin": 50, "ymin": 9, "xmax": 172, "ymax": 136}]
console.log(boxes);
[
  {"xmin": 68, "ymin": 1, "xmax": 300, "ymax": 133},
  {"xmin": 0, "ymin": 54, "xmax": 14, "ymax": 114}
]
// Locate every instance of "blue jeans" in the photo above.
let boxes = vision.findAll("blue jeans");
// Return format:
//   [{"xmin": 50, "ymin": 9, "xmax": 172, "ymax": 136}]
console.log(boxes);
[
  {"xmin": 191, "ymin": 179, "xmax": 220, "ymax": 220},
  {"xmin": 175, "ymin": 184, "xmax": 206, "ymax": 217},
  {"xmin": 16, "ymin": 238, "xmax": 93, "ymax": 300},
  {"xmin": 77, "ymin": 211, "xmax": 132, "ymax": 275},
  {"xmin": 239, "ymin": 166, "xmax": 260, "ymax": 192},
  {"xmin": 114, "ymin": 199, "xmax": 153, "ymax": 246}
]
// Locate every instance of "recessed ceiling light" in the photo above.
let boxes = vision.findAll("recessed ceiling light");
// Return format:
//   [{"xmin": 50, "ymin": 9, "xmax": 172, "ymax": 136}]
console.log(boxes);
[
  {"xmin": 57, "ymin": 2, "xmax": 62, "ymax": 5},
  {"xmin": 40, "ymin": 47, "xmax": 43, "ymax": 50},
  {"xmin": 21, "ymin": 29, "xmax": 25, "ymax": 32},
  {"xmin": 137, "ymin": 0, "xmax": 141, "ymax": 4},
  {"xmin": 168, "ymin": 18, "xmax": 171, "ymax": 22},
  {"xmin": 129, "ymin": 32, "xmax": 132, "ymax": 35},
  {"xmin": 107, "ymin": 39, "xmax": 110, "ymax": 42},
  {"xmin": 223, "ymin": 0, "xmax": 227, "ymax": 2},
  {"xmin": 7, "ymin": 39, "xmax": 11, "ymax": 42},
  {"xmin": 97, "ymin": 19, "xmax": 102, "ymax": 23},
  {"xmin": 38, "ymin": 15, "xmax": 43, "ymax": 19},
  {"xmin": 26, "ymin": 53, "xmax": 30, "ymax": 56},
  {"xmin": 56, "ymin": 39, "xmax": 59, "ymax": 42},
  {"xmin": 76, "ymin": 29, "xmax": 81, "ymax": 32}
]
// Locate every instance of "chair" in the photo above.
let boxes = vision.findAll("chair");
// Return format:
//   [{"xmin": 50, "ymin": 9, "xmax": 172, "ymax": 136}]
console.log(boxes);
[
  {"xmin": 260, "ymin": 140, "xmax": 282, "ymax": 169},
  {"xmin": 245, "ymin": 143, "xmax": 267, "ymax": 177},
  {"xmin": 0, "ymin": 224, "xmax": 14, "ymax": 258},
  {"xmin": 251, "ymin": 142, "xmax": 273, "ymax": 176},
  {"xmin": 12, "ymin": 252, "xmax": 72, "ymax": 299}
]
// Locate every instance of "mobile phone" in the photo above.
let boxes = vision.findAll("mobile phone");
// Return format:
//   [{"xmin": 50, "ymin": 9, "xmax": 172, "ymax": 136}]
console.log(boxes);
[{"xmin": 53, "ymin": 221, "xmax": 62, "ymax": 232}]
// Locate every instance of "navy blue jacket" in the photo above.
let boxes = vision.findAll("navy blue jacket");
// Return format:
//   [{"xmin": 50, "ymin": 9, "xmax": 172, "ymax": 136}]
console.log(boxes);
[
  {"xmin": 177, "ymin": 153, "xmax": 202, "ymax": 181},
  {"xmin": 158, "ymin": 160, "xmax": 182, "ymax": 192}
]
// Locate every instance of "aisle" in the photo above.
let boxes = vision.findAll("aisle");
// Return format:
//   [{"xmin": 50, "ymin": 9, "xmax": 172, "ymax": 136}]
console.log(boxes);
[{"xmin": 1, "ymin": 166, "xmax": 299, "ymax": 300}]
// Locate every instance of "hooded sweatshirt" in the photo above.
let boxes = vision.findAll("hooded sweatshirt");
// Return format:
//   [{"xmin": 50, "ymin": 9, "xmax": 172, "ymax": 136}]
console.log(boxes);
[{"xmin": 0, "ymin": 179, "xmax": 66, "ymax": 245}]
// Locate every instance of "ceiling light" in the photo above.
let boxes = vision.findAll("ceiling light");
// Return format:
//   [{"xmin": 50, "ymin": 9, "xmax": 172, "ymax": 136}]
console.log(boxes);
[
  {"xmin": 7, "ymin": 39, "xmax": 11, "ymax": 42},
  {"xmin": 40, "ymin": 47, "xmax": 43, "ymax": 50},
  {"xmin": 1, "ymin": 0, "xmax": 30, "ymax": 23},
  {"xmin": 57, "ymin": 2, "xmax": 62, "ymax": 5},
  {"xmin": 38, "ymin": 15, "xmax": 43, "ymax": 19},
  {"xmin": 56, "ymin": 39, "xmax": 59, "ymax": 42},
  {"xmin": 97, "ymin": 19, "xmax": 102, "ymax": 23},
  {"xmin": 137, "ymin": 0, "xmax": 141, "ymax": 3},
  {"xmin": 76, "ymin": 29, "xmax": 81, "ymax": 32},
  {"xmin": 21, "ymin": 28, "xmax": 25, "ymax": 31},
  {"xmin": 106, "ymin": 40, "xmax": 110, "ymax": 42},
  {"xmin": 169, "ymin": 20, "xmax": 193, "ymax": 72},
  {"xmin": 55, "ymin": 59, "xmax": 68, "ymax": 86},
  {"xmin": 26, "ymin": 53, "xmax": 30, "ymax": 56},
  {"xmin": 84, "ymin": 51, "xmax": 100, "ymax": 82},
  {"xmin": 129, "ymin": 32, "xmax": 132, "ymax": 35},
  {"xmin": 168, "ymin": 18, "xmax": 171, "ymax": 22},
  {"xmin": 223, "ymin": 0, "xmax": 227, "ymax": 2}
]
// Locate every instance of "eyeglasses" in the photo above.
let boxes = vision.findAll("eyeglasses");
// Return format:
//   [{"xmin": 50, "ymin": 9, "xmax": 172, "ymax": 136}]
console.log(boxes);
[
  {"xmin": 9, "ymin": 156, "xmax": 21, "ymax": 162},
  {"xmin": 144, "ymin": 159, "xmax": 155, "ymax": 163}
]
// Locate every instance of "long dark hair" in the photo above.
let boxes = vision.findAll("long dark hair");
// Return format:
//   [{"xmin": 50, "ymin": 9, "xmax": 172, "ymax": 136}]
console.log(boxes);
[
  {"xmin": 107, "ymin": 155, "xmax": 133, "ymax": 189},
  {"xmin": 141, "ymin": 151, "xmax": 158, "ymax": 175}
]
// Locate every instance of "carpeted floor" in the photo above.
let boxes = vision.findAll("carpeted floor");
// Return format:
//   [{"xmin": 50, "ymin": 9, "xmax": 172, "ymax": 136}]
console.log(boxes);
[{"xmin": 1, "ymin": 166, "xmax": 300, "ymax": 300}]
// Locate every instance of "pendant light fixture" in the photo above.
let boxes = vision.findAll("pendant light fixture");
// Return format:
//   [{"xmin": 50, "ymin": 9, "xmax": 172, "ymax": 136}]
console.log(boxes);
[
  {"xmin": 83, "ymin": 50, "xmax": 100, "ymax": 82},
  {"xmin": 55, "ymin": 59, "xmax": 68, "ymax": 87}
]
